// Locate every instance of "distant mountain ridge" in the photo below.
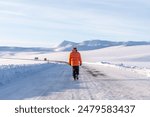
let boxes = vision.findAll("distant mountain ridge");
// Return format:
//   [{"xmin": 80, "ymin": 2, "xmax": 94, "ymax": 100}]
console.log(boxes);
[
  {"xmin": 0, "ymin": 46, "xmax": 53, "ymax": 52},
  {"xmin": 55, "ymin": 40, "xmax": 150, "ymax": 51},
  {"xmin": 0, "ymin": 40, "xmax": 150, "ymax": 52}
]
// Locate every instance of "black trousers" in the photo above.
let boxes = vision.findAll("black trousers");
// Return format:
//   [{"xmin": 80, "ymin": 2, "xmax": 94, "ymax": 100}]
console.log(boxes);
[{"xmin": 72, "ymin": 66, "xmax": 79, "ymax": 77}]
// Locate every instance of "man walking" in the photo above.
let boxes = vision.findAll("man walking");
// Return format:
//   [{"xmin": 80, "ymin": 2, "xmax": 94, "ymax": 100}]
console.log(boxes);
[{"xmin": 69, "ymin": 47, "xmax": 82, "ymax": 80}]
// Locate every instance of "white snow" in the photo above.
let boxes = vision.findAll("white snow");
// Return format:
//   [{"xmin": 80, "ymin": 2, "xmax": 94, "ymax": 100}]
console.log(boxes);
[
  {"xmin": 0, "ymin": 45, "xmax": 150, "ymax": 99},
  {"xmin": 81, "ymin": 45, "xmax": 150, "ymax": 67},
  {"xmin": 0, "ymin": 63, "xmax": 51, "ymax": 85}
]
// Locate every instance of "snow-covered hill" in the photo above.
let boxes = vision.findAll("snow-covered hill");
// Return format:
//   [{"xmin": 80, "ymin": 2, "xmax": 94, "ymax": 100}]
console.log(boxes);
[{"xmin": 55, "ymin": 40, "xmax": 150, "ymax": 51}]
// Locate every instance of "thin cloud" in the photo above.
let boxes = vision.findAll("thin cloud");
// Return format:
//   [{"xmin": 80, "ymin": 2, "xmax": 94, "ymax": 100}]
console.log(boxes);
[{"xmin": 0, "ymin": 0, "xmax": 150, "ymax": 47}]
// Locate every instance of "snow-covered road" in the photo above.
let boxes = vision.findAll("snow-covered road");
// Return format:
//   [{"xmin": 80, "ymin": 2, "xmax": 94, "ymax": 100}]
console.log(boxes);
[{"xmin": 0, "ymin": 62, "xmax": 150, "ymax": 100}]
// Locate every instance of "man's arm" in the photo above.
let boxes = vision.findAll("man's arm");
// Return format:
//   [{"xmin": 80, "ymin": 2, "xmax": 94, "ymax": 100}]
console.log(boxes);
[
  {"xmin": 69, "ymin": 53, "xmax": 71, "ymax": 65},
  {"xmin": 79, "ymin": 53, "xmax": 82, "ymax": 66}
]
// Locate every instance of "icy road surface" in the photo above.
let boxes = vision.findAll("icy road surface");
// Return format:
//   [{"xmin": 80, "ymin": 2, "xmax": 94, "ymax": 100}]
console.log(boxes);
[{"xmin": 0, "ymin": 62, "xmax": 150, "ymax": 100}]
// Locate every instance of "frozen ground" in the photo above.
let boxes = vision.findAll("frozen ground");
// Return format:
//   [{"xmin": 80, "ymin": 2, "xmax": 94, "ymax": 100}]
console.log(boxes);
[{"xmin": 0, "ymin": 45, "xmax": 150, "ymax": 100}]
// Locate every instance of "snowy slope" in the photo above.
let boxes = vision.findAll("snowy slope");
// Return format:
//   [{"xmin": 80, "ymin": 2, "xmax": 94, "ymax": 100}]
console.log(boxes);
[
  {"xmin": 82, "ymin": 45, "xmax": 150, "ymax": 69},
  {"xmin": 0, "ymin": 45, "xmax": 150, "ymax": 100}
]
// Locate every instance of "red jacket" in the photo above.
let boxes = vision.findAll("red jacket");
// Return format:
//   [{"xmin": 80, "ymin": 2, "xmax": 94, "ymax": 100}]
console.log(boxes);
[{"xmin": 69, "ymin": 51, "xmax": 82, "ymax": 66}]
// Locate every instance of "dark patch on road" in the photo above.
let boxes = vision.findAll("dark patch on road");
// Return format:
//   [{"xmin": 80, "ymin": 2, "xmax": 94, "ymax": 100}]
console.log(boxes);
[{"xmin": 82, "ymin": 66, "xmax": 106, "ymax": 77}]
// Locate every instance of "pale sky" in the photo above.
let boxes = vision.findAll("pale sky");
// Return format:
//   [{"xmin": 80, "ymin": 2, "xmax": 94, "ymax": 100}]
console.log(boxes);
[{"xmin": 0, "ymin": 0, "xmax": 150, "ymax": 47}]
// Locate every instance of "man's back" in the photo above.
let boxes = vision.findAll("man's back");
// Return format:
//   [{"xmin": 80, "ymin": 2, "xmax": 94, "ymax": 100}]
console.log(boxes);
[{"xmin": 69, "ymin": 50, "xmax": 82, "ymax": 66}]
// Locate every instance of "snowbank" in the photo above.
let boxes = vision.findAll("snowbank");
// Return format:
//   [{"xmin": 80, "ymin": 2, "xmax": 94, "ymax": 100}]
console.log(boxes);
[
  {"xmin": 0, "ymin": 63, "xmax": 54, "ymax": 85},
  {"xmin": 100, "ymin": 61, "xmax": 150, "ymax": 78},
  {"xmin": 85, "ymin": 61, "xmax": 150, "ymax": 78}
]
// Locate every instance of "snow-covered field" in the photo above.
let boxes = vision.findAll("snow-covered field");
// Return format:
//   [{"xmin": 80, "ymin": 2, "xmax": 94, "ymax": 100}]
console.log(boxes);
[{"xmin": 0, "ymin": 45, "xmax": 150, "ymax": 99}]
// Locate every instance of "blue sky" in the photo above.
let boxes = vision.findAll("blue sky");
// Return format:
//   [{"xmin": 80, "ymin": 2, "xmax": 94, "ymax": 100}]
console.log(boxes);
[{"xmin": 0, "ymin": 0, "xmax": 150, "ymax": 47}]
